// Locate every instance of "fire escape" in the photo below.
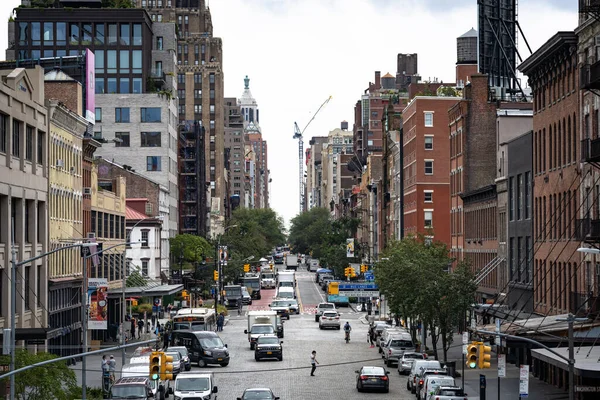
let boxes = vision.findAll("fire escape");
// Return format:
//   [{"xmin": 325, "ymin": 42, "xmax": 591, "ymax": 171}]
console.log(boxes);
[
  {"xmin": 576, "ymin": 0, "xmax": 600, "ymax": 317},
  {"xmin": 179, "ymin": 121, "xmax": 207, "ymax": 237}
]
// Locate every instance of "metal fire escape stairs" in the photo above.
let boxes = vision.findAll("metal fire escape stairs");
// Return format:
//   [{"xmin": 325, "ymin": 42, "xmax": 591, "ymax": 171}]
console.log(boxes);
[{"xmin": 474, "ymin": 256, "xmax": 506, "ymax": 285}]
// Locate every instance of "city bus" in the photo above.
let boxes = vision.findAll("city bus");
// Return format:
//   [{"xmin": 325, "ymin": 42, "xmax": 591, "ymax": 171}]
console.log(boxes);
[{"xmin": 173, "ymin": 307, "xmax": 217, "ymax": 331}]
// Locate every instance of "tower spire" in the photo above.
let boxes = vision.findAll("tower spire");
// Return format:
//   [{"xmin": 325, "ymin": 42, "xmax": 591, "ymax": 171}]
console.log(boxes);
[{"xmin": 244, "ymin": 75, "xmax": 250, "ymax": 89}]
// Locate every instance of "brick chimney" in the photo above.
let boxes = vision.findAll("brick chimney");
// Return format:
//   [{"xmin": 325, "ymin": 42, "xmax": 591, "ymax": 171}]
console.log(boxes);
[{"xmin": 375, "ymin": 71, "xmax": 381, "ymax": 90}]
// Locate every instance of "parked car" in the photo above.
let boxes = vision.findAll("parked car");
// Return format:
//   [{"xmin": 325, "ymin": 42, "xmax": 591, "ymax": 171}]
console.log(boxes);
[
  {"xmin": 407, "ymin": 360, "xmax": 443, "ymax": 393},
  {"xmin": 427, "ymin": 386, "xmax": 468, "ymax": 400},
  {"xmin": 315, "ymin": 302, "xmax": 336, "ymax": 322},
  {"xmin": 165, "ymin": 350, "xmax": 184, "ymax": 377},
  {"xmin": 241, "ymin": 286, "xmax": 253, "ymax": 305},
  {"xmin": 415, "ymin": 368, "xmax": 450, "ymax": 399},
  {"xmin": 254, "ymin": 335, "xmax": 283, "ymax": 361},
  {"xmin": 398, "ymin": 352, "xmax": 427, "ymax": 375},
  {"xmin": 319, "ymin": 310, "xmax": 341, "ymax": 329},
  {"xmin": 237, "ymin": 388, "xmax": 280, "ymax": 400},
  {"xmin": 169, "ymin": 346, "xmax": 191, "ymax": 371},
  {"xmin": 382, "ymin": 332, "xmax": 415, "ymax": 366},
  {"xmin": 355, "ymin": 366, "xmax": 390, "ymax": 393},
  {"xmin": 420, "ymin": 375, "xmax": 456, "ymax": 400},
  {"xmin": 378, "ymin": 326, "xmax": 409, "ymax": 352},
  {"xmin": 371, "ymin": 321, "xmax": 390, "ymax": 338}
]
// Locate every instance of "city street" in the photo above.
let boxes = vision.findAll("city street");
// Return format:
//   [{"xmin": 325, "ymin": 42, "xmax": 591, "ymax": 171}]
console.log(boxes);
[{"xmin": 71, "ymin": 267, "xmax": 568, "ymax": 399}]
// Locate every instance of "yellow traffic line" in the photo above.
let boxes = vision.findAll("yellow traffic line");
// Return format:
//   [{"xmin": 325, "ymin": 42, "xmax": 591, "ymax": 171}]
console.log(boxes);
[{"xmin": 296, "ymin": 282, "xmax": 304, "ymax": 314}]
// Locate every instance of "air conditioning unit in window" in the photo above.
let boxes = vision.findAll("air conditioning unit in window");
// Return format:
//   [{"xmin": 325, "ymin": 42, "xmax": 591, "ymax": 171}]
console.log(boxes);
[
  {"xmin": 87, "ymin": 232, "xmax": 95, "ymax": 239},
  {"xmin": 56, "ymin": 159, "xmax": 64, "ymax": 168},
  {"xmin": 83, "ymin": 187, "xmax": 92, "ymax": 195}
]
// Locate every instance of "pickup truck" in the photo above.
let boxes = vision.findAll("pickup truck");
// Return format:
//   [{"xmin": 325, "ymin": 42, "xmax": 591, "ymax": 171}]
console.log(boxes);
[
  {"xmin": 244, "ymin": 311, "xmax": 277, "ymax": 350},
  {"xmin": 261, "ymin": 271, "xmax": 276, "ymax": 289}
]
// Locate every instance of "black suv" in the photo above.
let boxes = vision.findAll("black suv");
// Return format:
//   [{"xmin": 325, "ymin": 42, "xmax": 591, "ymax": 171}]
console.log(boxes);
[
  {"xmin": 254, "ymin": 334, "xmax": 283, "ymax": 361},
  {"xmin": 110, "ymin": 377, "xmax": 156, "ymax": 399}
]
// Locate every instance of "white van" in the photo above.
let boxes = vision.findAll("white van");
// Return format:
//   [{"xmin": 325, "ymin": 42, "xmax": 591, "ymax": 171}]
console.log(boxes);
[
  {"xmin": 420, "ymin": 375, "xmax": 456, "ymax": 400},
  {"xmin": 121, "ymin": 362, "xmax": 165, "ymax": 397},
  {"xmin": 169, "ymin": 371, "xmax": 218, "ymax": 399},
  {"xmin": 276, "ymin": 286, "xmax": 295, "ymax": 299}
]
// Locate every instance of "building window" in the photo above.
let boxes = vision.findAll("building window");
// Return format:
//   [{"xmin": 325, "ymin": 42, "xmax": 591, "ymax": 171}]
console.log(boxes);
[
  {"xmin": 509, "ymin": 177, "xmax": 514, "ymax": 221},
  {"xmin": 210, "ymin": 105, "xmax": 215, "ymax": 114},
  {"xmin": 141, "ymin": 132, "xmax": 161, "ymax": 147},
  {"xmin": 525, "ymin": 171, "xmax": 531, "ymax": 219},
  {"xmin": 25, "ymin": 126, "xmax": 33, "ymax": 161},
  {"xmin": 424, "ymin": 136, "xmax": 433, "ymax": 150},
  {"xmin": 178, "ymin": 105, "xmax": 185, "ymax": 115},
  {"xmin": 517, "ymin": 173, "xmax": 523, "ymax": 220},
  {"xmin": 95, "ymin": 108, "xmax": 102, "ymax": 122},
  {"xmin": 139, "ymin": 106, "xmax": 161, "ymax": 122},
  {"xmin": 12, "ymin": 119, "xmax": 21, "ymax": 157},
  {"xmin": 209, "ymin": 73, "xmax": 215, "ymax": 84},
  {"xmin": 37, "ymin": 131, "xmax": 44, "ymax": 164},
  {"xmin": 194, "ymin": 73, "xmax": 201, "ymax": 84},
  {"xmin": 156, "ymin": 36, "xmax": 163, "ymax": 50},
  {"xmin": 194, "ymin": 105, "xmax": 201, "ymax": 114},
  {"xmin": 177, "ymin": 89, "xmax": 185, "ymax": 99},
  {"xmin": 209, "ymin": 89, "xmax": 215, "ymax": 99},
  {"xmin": 115, "ymin": 132, "xmax": 130, "ymax": 147},
  {"xmin": 24, "ymin": 266, "xmax": 30, "ymax": 310},
  {"xmin": 132, "ymin": 23, "xmax": 142, "ymax": 46},
  {"xmin": 147, "ymin": 156, "xmax": 161, "ymax": 171},
  {"xmin": 115, "ymin": 108, "xmax": 130, "ymax": 123},
  {"xmin": 177, "ymin": 73, "xmax": 185, "ymax": 84},
  {"xmin": 424, "ymin": 211, "xmax": 433, "ymax": 228},
  {"xmin": 424, "ymin": 192, "xmax": 433, "ymax": 203},
  {"xmin": 194, "ymin": 89, "xmax": 201, "ymax": 98},
  {"xmin": 424, "ymin": 112, "xmax": 433, "ymax": 127},
  {"xmin": 141, "ymin": 260, "xmax": 148, "ymax": 276},
  {"xmin": 424, "ymin": 160, "xmax": 433, "ymax": 175},
  {"xmin": 141, "ymin": 230, "xmax": 149, "ymax": 247},
  {"xmin": 0, "ymin": 113, "xmax": 7, "ymax": 153}
]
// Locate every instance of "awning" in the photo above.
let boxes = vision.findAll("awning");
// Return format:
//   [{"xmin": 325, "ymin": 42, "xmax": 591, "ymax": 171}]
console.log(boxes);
[
  {"xmin": 107, "ymin": 284, "xmax": 184, "ymax": 298},
  {"xmin": 532, "ymin": 346, "xmax": 600, "ymax": 378}
]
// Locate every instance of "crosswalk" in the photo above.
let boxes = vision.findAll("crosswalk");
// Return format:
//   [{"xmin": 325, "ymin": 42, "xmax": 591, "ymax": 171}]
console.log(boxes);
[{"xmin": 246, "ymin": 304, "xmax": 356, "ymax": 316}]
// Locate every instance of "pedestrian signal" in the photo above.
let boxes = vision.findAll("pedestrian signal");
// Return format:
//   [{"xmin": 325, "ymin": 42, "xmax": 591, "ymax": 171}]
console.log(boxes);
[
  {"xmin": 479, "ymin": 343, "xmax": 492, "ymax": 369},
  {"xmin": 466, "ymin": 343, "xmax": 479, "ymax": 369}
]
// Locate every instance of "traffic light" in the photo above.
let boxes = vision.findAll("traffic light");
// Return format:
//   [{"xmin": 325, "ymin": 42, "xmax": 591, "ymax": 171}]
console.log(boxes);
[
  {"xmin": 160, "ymin": 353, "xmax": 174, "ymax": 381},
  {"xmin": 244, "ymin": 264, "xmax": 250, "ymax": 273},
  {"xmin": 478, "ymin": 343, "xmax": 492, "ymax": 369},
  {"xmin": 350, "ymin": 267, "xmax": 357, "ymax": 277},
  {"xmin": 360, "ymin": 264, "xmax": 367, "ymax": 273},
  {"xmin": 466, "ymin": 343, "xmax": 479, "ymax": 369},
  {"xmin": 149, "ymin": 351, "xmax": 161, "ymax": 380},
  {"xmin": 213, "ymin": 270, "xmax": 219, "ymax": 281},
  {"xmin": 344, "ymin": 267, "xmax": 351, "ymax": 277}
]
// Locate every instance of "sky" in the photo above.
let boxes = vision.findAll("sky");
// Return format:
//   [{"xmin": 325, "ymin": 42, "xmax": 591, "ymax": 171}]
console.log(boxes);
[{"xmin": 0, "ymin": 0, "xmax": 579, "ymax": 229}]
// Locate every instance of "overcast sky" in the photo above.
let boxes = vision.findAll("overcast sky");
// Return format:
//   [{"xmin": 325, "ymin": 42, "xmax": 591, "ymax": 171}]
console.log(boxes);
[{"xmin": 0, "ymin": 0, "xmax": 578, "ymax": 229}]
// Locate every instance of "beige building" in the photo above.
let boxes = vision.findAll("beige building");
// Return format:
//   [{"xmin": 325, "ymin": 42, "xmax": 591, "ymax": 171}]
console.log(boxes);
[
  {"xmin": 0, "ymin": 66, "xmax": 49, "ymax": 347},
  {"xmin": 321, "ymin": 127, "xmax": 354, "ymax": 211}
]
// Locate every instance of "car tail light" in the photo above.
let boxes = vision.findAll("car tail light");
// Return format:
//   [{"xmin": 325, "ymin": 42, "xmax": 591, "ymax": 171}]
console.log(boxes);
[
  {"xmin": 413, "ymin": 377, "xmax": 416, "ymax": 383},
  {"xmin": 419, "ymin": 379, "xmax": 423, "ymax": 386},
  {"xmin": 335, "ymin": 316, "xmax": 339, "ymax": 319},
  {"xmin": 380, "ymin": 375, "xmax": 388, "ymax": 381},
  {"xmin": 360, "ymin": 375, "xmax": 368, "ymax": 380},
  {"xmin": 388, "ymin": 350, "xmax": 392, "ymax": 355},
  {"xmin": 435, "ymin": 397, "xmax": 440, "ymax": 400}
]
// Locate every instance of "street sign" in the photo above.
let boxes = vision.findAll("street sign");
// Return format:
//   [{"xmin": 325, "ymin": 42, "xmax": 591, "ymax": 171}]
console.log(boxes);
[
  {"xmin": 462, "ymin": 331, "xmax": 469, "ymax": 344},
  {"xmin": 338, "ymin": 283, "xmax": 378, "ymax": 290},
  {"xmin": 498, "ymin": 355, "xmax": 506, "ymax": 378},
  {"xmin": 519, "ymin": 365, "xmax": 529, "ymax": 397},
  {"xmin": 462, "ymin": 344, "xmax": 468, "ymax": 355},
  {"xmin": 337, "ymin": 290, "xmax": 380, "ymax": 298},
  {"xmin": 575, "ymin": 386, "xmax": 600, "ymax": 392}
]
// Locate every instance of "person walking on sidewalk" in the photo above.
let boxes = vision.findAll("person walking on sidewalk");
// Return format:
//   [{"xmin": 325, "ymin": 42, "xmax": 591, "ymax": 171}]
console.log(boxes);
[
  {"xmin": 310, "ymin": 350, "xmax": 319, "ymax": 376},
  {"xmin": 216, "ymin": 313, "xmax": 224, "ymax": 332},
  {"xmin": 368, "ymin": 326, "xmax": 376, "ymax": 348},
  {"xmin": 108, "ymin": 355, "xmax": 116, "ymax": 382}
]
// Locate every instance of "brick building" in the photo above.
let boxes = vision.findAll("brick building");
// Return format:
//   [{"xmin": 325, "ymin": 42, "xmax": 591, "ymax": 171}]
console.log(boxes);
[
  {"xmin": 224, "ymin": 97, "xmax": 244, "ymax": 213},
  {"xmin": 519, "ymin": 32, "xmax": 580, "ymax": 316}
]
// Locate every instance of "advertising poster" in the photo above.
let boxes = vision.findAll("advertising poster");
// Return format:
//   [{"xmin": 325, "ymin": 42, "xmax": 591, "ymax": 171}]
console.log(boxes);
[
  {"xmin": 88, "ymin": 278, "xmax": 108, "ymax": 330},
  {"xmin": 85, "ymin": 49, "xmax": 95, "ymax": 124},
  {"xmin": 346, "ymin": 238, "xmax": 355, "ymax": 258}
]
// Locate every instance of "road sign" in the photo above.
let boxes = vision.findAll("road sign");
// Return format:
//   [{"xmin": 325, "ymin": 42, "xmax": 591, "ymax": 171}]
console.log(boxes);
[
  {"xmin": 575, "ymin": 386, "xmax": 600, "ymax": 392},
  {"xmin": 462, "ymin": 344, "xmax": 468, "ymax": 355},
  {"xmin": 462, "ymin": 331, "xmax": 469, "ymax": 344},
  {"xmin": 338, "ymin": 283, "xmax": 378, "ymax": 290},
  {"xmin": 338, "ymin": 290, "xmax": 380, "ymax": 298},
  {"xmin": 519, "ymin": 365, "xmax": 529, "ymax": 397},
  {"xmin": 498, "ymin": 355, "xmax": 506, "ymax": 378}
]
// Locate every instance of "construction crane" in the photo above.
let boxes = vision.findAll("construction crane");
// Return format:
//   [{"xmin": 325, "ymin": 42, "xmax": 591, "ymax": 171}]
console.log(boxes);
[{"xmin": 293, "ymin": 96, "xmax": 332, "ymax": 213}]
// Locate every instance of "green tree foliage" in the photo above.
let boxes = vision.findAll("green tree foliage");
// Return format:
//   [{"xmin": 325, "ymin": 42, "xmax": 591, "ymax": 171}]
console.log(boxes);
[
  {"xmin": 375, "ymin": 234, "xmax": 476, "ymax": 362},
  {"xmin": 288, "ymin": 208, "xmax": 360, "ymax": 274},
  {"xmin": 0, "ymin": 350, "xmax": 77, "ymax": 400},
  {"xmin": 170, "ymin": 234, "xmax": 213, "ymax": 268},
  {"xmin": 437, "ymin": 86, "xmax": 458, "ymax": 97},
  {"xmin": 101, "ymin": 0, "xmax": 135, "ymax": 8}
]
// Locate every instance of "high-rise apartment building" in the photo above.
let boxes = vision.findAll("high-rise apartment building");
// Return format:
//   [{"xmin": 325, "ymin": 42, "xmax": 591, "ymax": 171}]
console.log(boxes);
[
  {"xmin": 224, "ymin": 97, "xmax": 245, "ymax": 212},
  {"xmin": 140, "ymin": 0, "xmax": 227, "ymax": 236},
  {"xmin": 306, "ymin": 136, "xmax": 328, "ymax": 210}
]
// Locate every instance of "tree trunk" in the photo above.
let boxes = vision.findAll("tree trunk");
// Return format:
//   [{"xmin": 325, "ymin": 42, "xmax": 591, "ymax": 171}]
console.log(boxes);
[
  {"xmin": 441, "ymin": 325, "xmax": 448, "ymax": 363},
  {"xmin": 430, "ymin": 323, "xmax": 439, "ymax": 360}
]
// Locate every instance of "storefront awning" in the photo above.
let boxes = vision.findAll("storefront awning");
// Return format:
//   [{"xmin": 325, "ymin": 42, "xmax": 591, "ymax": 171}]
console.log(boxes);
[
  {"xmin": 107, "ymin": 284, "xmax": 184, "ymax": 298},
  {"xmin": 532, "ymin": 346, "xmax": 600, "ymax": 378}
]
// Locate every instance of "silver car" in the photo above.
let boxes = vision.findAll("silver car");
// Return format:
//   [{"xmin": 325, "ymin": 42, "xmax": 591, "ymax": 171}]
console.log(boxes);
[
  {"xmin": 382, "ymin": 333, "xmax": 415, "ymax": 366},
  {"xmin": 397, "ymin": 352, "xmax": 426, "ymax": 375},
  {"xmin": 318, "ymin": 311, "xmax": 340, "ymax": 329}
]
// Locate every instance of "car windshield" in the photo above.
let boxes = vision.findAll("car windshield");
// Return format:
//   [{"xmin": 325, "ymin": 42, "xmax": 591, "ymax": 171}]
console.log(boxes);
[
  {"xmin": 390, "ymin": 339, "xmax": 413, "ymax": 347},
  {"xmin": 191, "ymin": 322, "xmax": 206, "ymax": 331},
  {"xmin": 319, "ymin": 304, "xmax": 334, "ymax": 309},
  {"xmin": 286, "ymin": 300, "xmax": 298, "ymax": 306},
  {"xmin": 271, "ymin": 301, "xmax": 287, "ymax": 307},
  {"xmin": 243, "ymin": 389, "xmax": 273, "ymax": 399},
  {"xmin": 439, "ymin": 389, "xmax": 464, "ymax": 396},
  {"xmin": 166, "ymin": 352, "xmax": 181, "ymax": 361},
  {"xmin": 404, "ymin": 353, "xmax": 423, "ymax": 360},
  {"xmin": 252, "ymin": 326, "xmax": 275, "ymax": 334},
  {"xmin": 111, "ymin": 385, "xmax": 147, "ymax": 398},
  {"xmin": 175, "ymin": 377, "xmax": 210, "ymax": 391},
  {"xmin": 361, "ymin": 367, "xmax": 385, "ymax": 376},
  {"xmin": 323, "ymin": 312, "xmax": 337, "ymax": 317},
  {"xmin": 257, "ymin": 336, "xmax": 279, "ymax": 344},
  {"xmin": 199, "ymin": 337, "xmax": 224, "ymax": 348}
]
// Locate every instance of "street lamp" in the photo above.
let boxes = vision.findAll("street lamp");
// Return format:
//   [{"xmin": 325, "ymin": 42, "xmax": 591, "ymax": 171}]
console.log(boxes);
[
  {"xmin": 214, "ymin": 224, "xmax": 238, "ymax": 312},
  {"xmin": 556, "ymin": 313, "xmax": 590, "ymax": 400},
  {"xmin": 576, "ymin": 247, "xmax": 600, "ymax": 254},
  {"xmin": 9, "ymin": 242, "xmax": 96, "ymax": 400}
]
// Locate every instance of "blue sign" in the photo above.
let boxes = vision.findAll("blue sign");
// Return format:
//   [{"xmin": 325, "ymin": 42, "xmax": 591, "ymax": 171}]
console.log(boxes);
[
  {"xmin": 364, "ymin": 272, "xmax": 375, "ymax": 282},
  {"xmin": 338, "ymin": 283, "xmax": 378, "ymax": 290}
]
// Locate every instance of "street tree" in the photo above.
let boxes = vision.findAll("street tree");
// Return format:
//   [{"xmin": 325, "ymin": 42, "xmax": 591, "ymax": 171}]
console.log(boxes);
[
  {"xmin": 170, "ymin": 234, "xmax": 213, "ymax": 269},
  {"xmin": 0, "ymin": 350, "xmax": 77, "ymax": 400},
  {"xmin": 288, "ymin": 207, "xmax": 331, "ymax": 257}
]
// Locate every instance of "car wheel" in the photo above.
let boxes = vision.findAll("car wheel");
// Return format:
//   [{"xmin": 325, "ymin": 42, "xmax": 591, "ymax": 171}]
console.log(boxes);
[
  {"xmin": 220, "ymin": 362, "xmax": 229, "ymax": 367},
  {"xmin": 185, "ymin": 365, "xmax": 191, "ymax": 371},
  {"xmin": 383, "ymin": 387, "xmax": 389, "ymax": 394},
  {"xmin": 315, "ymin": 315, "xmax": 319, "ymax": 322},
  {"xmin": 319, "ymin": 325, "xmax": 323, "ymax": 330},
  {"xmin": 255, "ymin": 356, "xmax": 260, "ymax": 361},
  {"xmin": 407, "ymin": 381, "xmax": 410, "ymax": 390},
  {"xmin": 378, "ymin": 347, "xmax": 382, "ymax": 353},
  {"xmin": 357, "ymin": 381, "xmax": 363, "ymax": 392},
  {"xmin": 386, "ymin": 359, "xmax": 392, "ymax": 367},
  {"xmin": 278, "ymin": 356, "xmax": 283, "ymax": 361},
  {"xmin": 198, "ymin": 359, "xmax": 206, "ymax": 368},
  {"xmin": 337, "ymin": 326, "xmax": 340, "ymax": 330},
  {"xmin": 287, "ymin": 316, "xmax": 290, "ymax": 320}
]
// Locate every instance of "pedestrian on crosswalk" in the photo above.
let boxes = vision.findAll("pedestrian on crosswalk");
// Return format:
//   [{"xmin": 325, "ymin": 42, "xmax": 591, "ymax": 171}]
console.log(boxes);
[{"xmin": 310, "ymin": 350, "xmax": 319, "ymax": 376}]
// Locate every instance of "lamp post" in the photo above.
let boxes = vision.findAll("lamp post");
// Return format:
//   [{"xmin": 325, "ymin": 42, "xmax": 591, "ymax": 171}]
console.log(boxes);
[
  {"xmin": 214, "ymin": 225, "xmax": 238, "ymax": 313},
  {"xmin": 81, "ymin": 240, "xmax": 141, "ymax": 400},
  {"xmin": 9, "ymin": 242, "xmax": 96, "ymax": 400}
]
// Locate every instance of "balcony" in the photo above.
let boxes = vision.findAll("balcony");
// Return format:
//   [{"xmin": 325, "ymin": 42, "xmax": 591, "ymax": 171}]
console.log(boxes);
[
  {"xmin": 180, "ymin": 164, "xmax": 196, "ymax": 175},
  {"xmin": 580, "ymin": 138, "xmax": 600, "ymax": 164},
  {"xmin": 580, "ymin": 61, "xmax": 600, "ymax": 90},
  {"xmin": 149, "ymin": 69, "xmax": 166, "ymax": 89},
  {"xmin": 575, "ymin": 217, "xmax": 600, "ymax": 243},
  {"xmin": 181, "ymin": 195, "xmax": 197, "ymax": 203}
]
